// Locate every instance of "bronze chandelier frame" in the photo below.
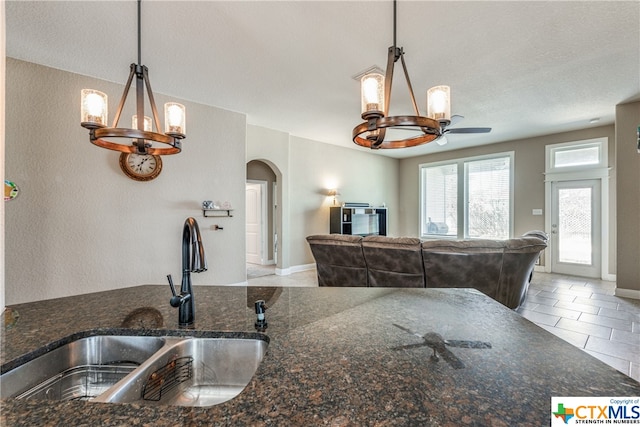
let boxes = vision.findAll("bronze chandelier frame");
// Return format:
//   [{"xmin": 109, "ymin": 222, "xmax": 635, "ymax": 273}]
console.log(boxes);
[
  {"xmin": 353, "ymin": 1, "xmax": 448, "ymax": 150},
  {"xmin": 81, "ymin": 0, "xmax": 184, "ymax": 155}
]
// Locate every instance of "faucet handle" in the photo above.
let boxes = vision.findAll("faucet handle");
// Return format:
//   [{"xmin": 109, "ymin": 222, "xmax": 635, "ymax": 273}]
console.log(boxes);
[
  {"xmin": 167, "ymin": 274, "xmax": 178, "ymax": 297},
  {"xmin": 167, "ymin": 274, "xmax": 190, "ymax": 308}
]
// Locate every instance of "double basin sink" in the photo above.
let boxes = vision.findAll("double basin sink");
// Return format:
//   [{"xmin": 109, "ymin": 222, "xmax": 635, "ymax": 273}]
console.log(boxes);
[{"xmin": 1, "ymin": 331, "xmax": 268, "ymax": 407}]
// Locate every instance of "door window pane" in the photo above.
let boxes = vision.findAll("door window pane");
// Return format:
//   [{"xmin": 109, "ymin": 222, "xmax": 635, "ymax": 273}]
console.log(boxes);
[{"xmin": 558, "ymin": 187, "xmax": 592, "ymax": 265}]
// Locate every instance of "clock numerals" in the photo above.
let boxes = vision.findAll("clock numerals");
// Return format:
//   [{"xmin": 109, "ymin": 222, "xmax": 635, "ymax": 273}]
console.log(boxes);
[
  {"xmin": 119, "ymin": 153, "xmax": 163, "ymax": 181},
  {"xmin": 127, "ymin": 155, "xmax": 156, "ymax": 173}
]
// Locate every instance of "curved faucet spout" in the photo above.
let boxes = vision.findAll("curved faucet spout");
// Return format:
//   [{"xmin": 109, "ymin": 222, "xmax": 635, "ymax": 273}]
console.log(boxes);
[
  {"xmin": 168, "ymin": 217, "xmax": 207, "ymax": 327},
  {"xmin": 184, "ymin": 217, "xmax": 208, "ymax": 274}
]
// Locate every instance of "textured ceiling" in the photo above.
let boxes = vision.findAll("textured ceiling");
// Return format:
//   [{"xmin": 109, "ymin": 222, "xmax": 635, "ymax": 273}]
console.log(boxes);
[{"xmin": 6, "ymin": 1, "xmax": 640, "ymax": 159}]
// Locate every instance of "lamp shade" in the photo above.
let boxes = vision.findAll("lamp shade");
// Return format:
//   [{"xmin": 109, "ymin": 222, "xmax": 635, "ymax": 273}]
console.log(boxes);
[
  {"xmin": 164, "ymin": 102, "xmax": 186, "ymax": 136},
  {"xmin": 361, "ymin": 73, "xmax": 385, "ymax": 119},
  {"xmin": 132, "ymin": 115, "xmax": 153, "ymax": 131},
  {"xmin": 427, "ymin": 85, "xmax": 451, "ymax": 121},
  {"xmin": 81, "ymin": 89, "xmax": 108, "ymax": 128}
]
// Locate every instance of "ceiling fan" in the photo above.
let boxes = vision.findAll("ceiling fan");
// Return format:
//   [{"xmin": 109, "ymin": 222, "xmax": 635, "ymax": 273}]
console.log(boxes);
[{"xmin": 435, "ymin": 115, "xmax": 491, "ymax": 146}]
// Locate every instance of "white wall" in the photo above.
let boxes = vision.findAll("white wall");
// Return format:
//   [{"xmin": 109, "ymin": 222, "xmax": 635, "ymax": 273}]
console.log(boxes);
[
  {"xmin": 247, "ymin": 125, "xmax": 400, "ymax": 268},
  {"xmin": 5, "ymin": 59, "xmax": 247, "ymax": 305},
  {"xmin": 288, "ymin": 136, "xmax": 400, "ymax": 266}
]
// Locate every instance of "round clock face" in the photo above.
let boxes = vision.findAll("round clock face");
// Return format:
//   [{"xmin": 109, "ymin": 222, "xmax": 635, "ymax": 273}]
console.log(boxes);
[{"xmin": 119, "ymin": 153, "xmax": 163, "ymax": 181}]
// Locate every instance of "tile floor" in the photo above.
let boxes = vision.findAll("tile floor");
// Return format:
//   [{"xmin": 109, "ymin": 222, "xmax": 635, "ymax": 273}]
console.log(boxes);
[
  {"xmin": 517, "ymin": 271, "xmax": 640, "ymax": 383},
  {"xmin": 247, "ymin": 267, "xmax": 640, "ymax": 382}
]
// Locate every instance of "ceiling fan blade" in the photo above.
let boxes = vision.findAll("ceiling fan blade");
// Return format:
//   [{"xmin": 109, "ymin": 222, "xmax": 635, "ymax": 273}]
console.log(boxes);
[
  {"xmin": 435, "ymin": 135, "xmax": 448, "ymax": 146},
  {"xmin": 446, "ymin": 127, "xmax": 492, "ymax": 134},
  {"xmin": 449, "ymin": 115, "xmax": 465, "ymax": 126}
]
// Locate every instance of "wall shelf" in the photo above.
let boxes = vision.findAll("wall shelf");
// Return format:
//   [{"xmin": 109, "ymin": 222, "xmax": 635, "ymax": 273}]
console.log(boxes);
[{"xmin": 203, "ymin": 209, "xmax": 233, "ymax": 218}]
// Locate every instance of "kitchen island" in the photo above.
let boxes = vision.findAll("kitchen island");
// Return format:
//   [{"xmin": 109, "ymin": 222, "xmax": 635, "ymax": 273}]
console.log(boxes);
[{"xmin": 2, "ymin": 285, "xmax": 639, "ymax": 426}]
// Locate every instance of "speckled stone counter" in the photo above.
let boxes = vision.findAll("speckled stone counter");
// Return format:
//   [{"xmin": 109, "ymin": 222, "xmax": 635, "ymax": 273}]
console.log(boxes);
[{"xmin": 2, "ymin": 285, "xmax": 639, "ymax": 426}]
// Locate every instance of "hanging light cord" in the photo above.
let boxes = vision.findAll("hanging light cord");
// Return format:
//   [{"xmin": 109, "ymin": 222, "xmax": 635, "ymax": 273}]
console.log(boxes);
[
  {"xmin": 393, "ymin": 0, "xmax": 397, "ymax": 53},
  {"xmin": 137, "ymin": 0, "xmax": 142, "ymax": 66}
]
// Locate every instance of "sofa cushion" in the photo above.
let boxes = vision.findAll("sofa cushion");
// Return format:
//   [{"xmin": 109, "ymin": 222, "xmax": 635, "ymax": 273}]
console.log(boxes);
[
  {"xmin": 421, "ymin": 239, "xmax": 504, "ymax": 299},
  {"xmin": 362, "ymin": 236, "xmax": 424, "ymax": 288},
  {"xmin": 306, "ymin": 235, "xmax": 367, "ymax": 287}
]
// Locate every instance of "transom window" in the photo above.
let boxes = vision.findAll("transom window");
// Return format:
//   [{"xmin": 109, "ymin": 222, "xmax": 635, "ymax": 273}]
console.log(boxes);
[
  {"xmin": 546, "ymin": 138, "xmax": 607, "ymax": 173},
  {"xmin": 419, "ymin": 152, "xmax": 514, "ymax": 240}
]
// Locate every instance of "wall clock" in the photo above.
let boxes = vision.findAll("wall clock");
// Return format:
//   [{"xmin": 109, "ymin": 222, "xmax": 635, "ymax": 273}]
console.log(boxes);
[{"xmin": 119, "ymin": 153, "xmax": 163, "ymax": 181}]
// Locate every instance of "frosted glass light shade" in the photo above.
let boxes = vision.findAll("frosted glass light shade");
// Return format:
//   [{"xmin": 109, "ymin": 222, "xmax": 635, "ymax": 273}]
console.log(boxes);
[
  {"xmin": 361, "ymin": 73, "xmax": 385, "ymax": 118},
  {"xmin": 132, "ymin": 115, "xmax": 153, "ymax": 131},
  {"xmin": 427, "ymin": 85, "xmax": 451, "ymax": 121},
  {"xmin": 164, "ymin": 102, "xmax": 186, "ymax": 136},
  {"xmin": 81, "ymin": 89, "xmax": 108, "ymax": 127}
]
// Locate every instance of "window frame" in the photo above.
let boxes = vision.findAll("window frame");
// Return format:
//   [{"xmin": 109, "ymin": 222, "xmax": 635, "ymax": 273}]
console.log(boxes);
[{"xmin": 419, "ymin": 151, "xmax": 515, "ymax": 240}]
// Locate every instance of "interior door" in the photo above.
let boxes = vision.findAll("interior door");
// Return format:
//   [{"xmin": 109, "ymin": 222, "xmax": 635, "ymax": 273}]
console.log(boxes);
[
  {"xmin": 550, "ymin": 179, "xmax": 601, "ymax": 278},
  {"xmin": 246, "ymin": 182, "xmax": 263, "ymax": 264}
]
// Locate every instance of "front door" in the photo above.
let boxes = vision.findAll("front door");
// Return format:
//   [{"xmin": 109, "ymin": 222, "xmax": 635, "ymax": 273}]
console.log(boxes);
[{"xmin": 550, "ymin": 179, "xmax": 601, "ymax": 278}]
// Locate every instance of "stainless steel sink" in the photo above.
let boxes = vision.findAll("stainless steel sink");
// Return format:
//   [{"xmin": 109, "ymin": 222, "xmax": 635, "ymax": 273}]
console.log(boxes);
[
  {"xmin": 96, "ymin": 337, "xmax": 268, "ymax": 407},
  {"xmin": 1, "ymin": 332, "xmax": 268, "ymax": 407},
  {"xmin": 0, "ymin": 335, "xmax": 166, "ymax": 401}
]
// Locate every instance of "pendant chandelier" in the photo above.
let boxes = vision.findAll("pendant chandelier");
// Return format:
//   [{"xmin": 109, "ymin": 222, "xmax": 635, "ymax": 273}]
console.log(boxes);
[
  {"xmin": 80, "ymin": 0, "xmax": 185, "ymax": 155},
  {"xmin": 353, "ymin": 0, "xmax": 451, "ymax": 150}
]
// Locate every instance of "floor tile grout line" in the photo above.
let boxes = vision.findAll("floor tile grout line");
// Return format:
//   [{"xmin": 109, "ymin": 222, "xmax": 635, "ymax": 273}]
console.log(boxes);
[{"xmin": 527, "ymin": 273, "xmax": 640, "ymax": 380}]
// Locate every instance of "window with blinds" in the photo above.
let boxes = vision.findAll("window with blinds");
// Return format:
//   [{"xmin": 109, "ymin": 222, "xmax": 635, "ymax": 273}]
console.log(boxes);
[
  {"xmin": 421, "ymin": 163, "xmax": 458, "ymax": 237},
  {"xmin": 420, "ymin": 152, "xmax": 514, "ymax": 239}
]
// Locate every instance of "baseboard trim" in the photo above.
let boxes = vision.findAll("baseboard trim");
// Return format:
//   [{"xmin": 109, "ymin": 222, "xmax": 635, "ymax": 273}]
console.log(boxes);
[
  {"xmin": 222, "ymin": 281, "xmax": 248, "ymax": 286},
  {"xmin": 602, "ymin": 273, "xmax": 616, "ymax": 282},
  {"xmin": 615, "ymin": 287, "xmax": 640, "ymax": 300},
  {"xmin": 275, "ymin": 263, "xmax": 316, "ymax": 276},
  {"xmin": 536, "ymin": 266, "xmax": 616, "ymax": 282}
]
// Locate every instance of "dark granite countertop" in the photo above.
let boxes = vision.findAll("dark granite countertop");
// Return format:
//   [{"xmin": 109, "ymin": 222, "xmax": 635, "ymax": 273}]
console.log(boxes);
[{"xmin": 2, "ymin": 285, "xmax": 639, "ymax": 426}]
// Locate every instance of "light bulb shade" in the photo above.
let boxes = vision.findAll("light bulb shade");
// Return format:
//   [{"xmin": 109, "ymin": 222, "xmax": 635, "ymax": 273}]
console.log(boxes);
[
  {"xmin": 164, "ymin": 102, "xmax": 186, "ymax": 136},
  {"xmin": 81, "ymin": 89, "xmax": 108, "ymax": 128},
  {"xmin": 427, "ymin": 85, "xmax": 451, "ymax": 121},
  {"xmin": 361, "ymin": 73, "xmax": 385, "ymax": 119},
  {"xmin": 132, "ymin": 115, "xmax": 153, "ymax": 131}
]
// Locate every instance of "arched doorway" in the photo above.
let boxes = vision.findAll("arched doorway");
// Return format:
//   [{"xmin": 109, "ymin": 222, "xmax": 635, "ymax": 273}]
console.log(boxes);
[{"xmin": 246, "ymin": 160, "xmax": 279, "ymax": 278}]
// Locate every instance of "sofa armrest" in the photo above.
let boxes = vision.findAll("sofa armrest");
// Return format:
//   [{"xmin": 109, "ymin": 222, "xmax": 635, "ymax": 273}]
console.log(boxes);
[{"xmin": 496, "ymin": 237, "xmax": 547, "ymax": 309}]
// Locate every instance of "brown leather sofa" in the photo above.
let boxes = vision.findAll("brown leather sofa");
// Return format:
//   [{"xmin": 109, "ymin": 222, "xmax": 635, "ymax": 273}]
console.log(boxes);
[
  {"xmin": 306, "ymin": 233, "xmax": 547, "ymax": 309},
  {"xmin": 304, "ymin": 234, "xmax": 368, "ymax": 287}
]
